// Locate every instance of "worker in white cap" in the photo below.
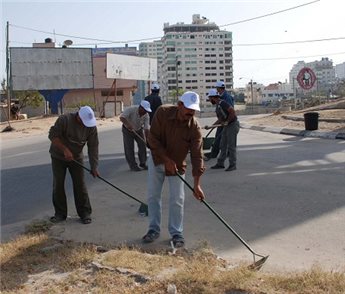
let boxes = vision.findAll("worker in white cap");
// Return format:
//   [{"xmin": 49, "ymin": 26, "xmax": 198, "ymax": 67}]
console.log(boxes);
[
  {"xmin": 48, "ymin": 105, "xmax": 99, "ymax": 225},
  {"xmin": 205, "ymin": 90, "xmax": 240, "ymax": 171},
  {"xmin": 204, "ymin": 81, "xmax": 235, "ymax": 160},
  {"xmin": 142, "ymin": 91, "xmax": 205, "ymax": 248},
  {"xmin": 119, "ymin": 100, "xmax": 152, "ymax": 171},
  {"xmin": 145, "ymin": 83, "xmax": 162, "ymax": 124}
]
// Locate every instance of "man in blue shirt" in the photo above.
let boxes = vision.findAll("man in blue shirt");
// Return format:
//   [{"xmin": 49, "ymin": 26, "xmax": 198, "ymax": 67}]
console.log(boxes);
[{"xmin": 204, "ymin": 81, "xmax": 235, "ymax": 161}]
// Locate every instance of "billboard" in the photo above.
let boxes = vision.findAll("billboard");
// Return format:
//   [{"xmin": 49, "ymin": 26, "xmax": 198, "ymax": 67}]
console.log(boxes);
[
  {"xmin": 10, "ymin": 48, "xmax": 93, "ymax": 90},
  {"xmin": 106, "ymin": 53, "xmax": 157, "ymax": 81}
]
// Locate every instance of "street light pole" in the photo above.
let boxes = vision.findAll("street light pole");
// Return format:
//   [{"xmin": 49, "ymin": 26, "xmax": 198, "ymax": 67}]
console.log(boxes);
[
  {"xmin": 175, "ymin": 56, "xmax": 179, "ymax": 104},
  {"xmin": 250, "ymin": 79, "xmax": 254, "ymax": 114}
]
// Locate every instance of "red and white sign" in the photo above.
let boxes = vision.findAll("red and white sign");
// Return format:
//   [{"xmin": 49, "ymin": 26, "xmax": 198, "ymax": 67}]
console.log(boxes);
[{"xmin": 297, "ymin": 67, "xmax": 317, "ymax": 90}]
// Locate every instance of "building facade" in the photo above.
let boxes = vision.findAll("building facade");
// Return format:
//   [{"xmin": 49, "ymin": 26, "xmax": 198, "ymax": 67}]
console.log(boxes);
[
  {"xmin": 138, "ymin": 40, "xmax": 163, "ymax": 99},
  {"xmin": 139, "ymin": 14, "xmax": 233, "ymax": 108},
  {"xmin": 335, "ymin": 62, "xmax": 345, "ymax": 80},
  {"xmin": 289, "ymin": 58, "xmax": 336, "ymax": 94},
  {"xmin": 261, "ymin": 82, "xmax": 294, "ymax": 104}
]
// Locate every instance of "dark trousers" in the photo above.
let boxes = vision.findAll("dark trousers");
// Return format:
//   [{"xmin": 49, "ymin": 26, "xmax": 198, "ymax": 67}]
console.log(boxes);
[
  {"xmin": 51, "ymin": 157, "xmax": 92, "ymax": 219},
  {"xmin": 210, "ymin": 127, "xmax": 223, "ymax": 158},
  {"xmin": 122, "ymin": 126, "xmax": 147, "ymax": 169}
]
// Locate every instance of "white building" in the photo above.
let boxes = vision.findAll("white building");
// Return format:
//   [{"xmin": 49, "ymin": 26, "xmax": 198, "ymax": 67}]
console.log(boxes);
[
  {"xmin": 139, "ymin": 15, "xmax": 233, "ymax": 108},
  {"xmin": 261, "ymin": 82, "xmax": 294, "ymax": 104},
  {"xmin": 138, "ymin": 40, "xmax": 163, "ymax": 98},
  {"xmin": 335, "ymin": 62, "xmax": 345, "ymax": 80}
]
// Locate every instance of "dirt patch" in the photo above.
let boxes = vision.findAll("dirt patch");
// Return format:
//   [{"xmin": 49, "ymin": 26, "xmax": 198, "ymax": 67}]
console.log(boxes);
[
  {"xmin": 0, "ymin": 116, "xmax": 121, "ymax": 141},
  {"xmin": 245, "ymin": 99, "xmax": 345, "ymax": 133}
]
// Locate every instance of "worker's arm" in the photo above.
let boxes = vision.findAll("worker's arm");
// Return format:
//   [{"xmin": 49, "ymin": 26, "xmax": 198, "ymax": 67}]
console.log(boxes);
[
  {"xmin": 119, "ymin": 117, "xmax": 134, "ymax": 131},
  {"xmin": 193, "ymin": 175, "xmax": 205, "ymax": 201},
  {"xmin": 51, "ymin": 137, "xmax": 73, "ymax": 161}
]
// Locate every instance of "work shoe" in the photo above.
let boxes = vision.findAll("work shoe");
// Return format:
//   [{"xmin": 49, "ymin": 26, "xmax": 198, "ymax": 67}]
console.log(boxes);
[
  {"xmin": 50, "ymin": 215, "xmax": 66, "ymax": 223},
  {"xmin": 211, "ymin": 163, "xmax": 225, "ymax": 169},
  {"xmin": 131, "ymin": 166, "xmax": 142, "ymax": 172},
  {"xmin": 225, "ymin": 164, "xmax": 237, "ymax": 172},
  {"xmin": 139, "ymin": 164, "xmax": 148, "ymax": 170},
  {"xmin": 81, "ymin": 216, "xmax": 92, "ymax": 224},
  {"xmin": 171, "ymin": 235, "xmax": 185, "ymax": 248},
  {"xmin": 142, "ymin": 230, "xmax": 160, "ymax": 243}
]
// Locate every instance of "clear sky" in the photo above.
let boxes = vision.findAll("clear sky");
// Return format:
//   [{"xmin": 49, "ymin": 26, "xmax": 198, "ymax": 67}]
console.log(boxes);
[{"xmin": 1, "ymin": 0, "xmax": 345, "ymax": 88}]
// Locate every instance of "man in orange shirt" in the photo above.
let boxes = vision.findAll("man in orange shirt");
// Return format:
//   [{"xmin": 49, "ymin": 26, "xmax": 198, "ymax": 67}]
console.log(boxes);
[{"xmin": 142, "ymin": 91, "xmax": 205, "ymax": 248}]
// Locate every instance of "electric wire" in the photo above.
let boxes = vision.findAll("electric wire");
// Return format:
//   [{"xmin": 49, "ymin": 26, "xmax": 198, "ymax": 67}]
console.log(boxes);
[
  {"xmin": 219, "ymin": 0, "xmax": 320, "ymax": 27},
  {"xmin": 8, "ymin": 0, "xmax": 321, "ymax": 46}
]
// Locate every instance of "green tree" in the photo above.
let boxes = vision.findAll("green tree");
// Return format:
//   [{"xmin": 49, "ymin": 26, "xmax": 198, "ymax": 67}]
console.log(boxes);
[
  {"xmin": 13, "ymin": 90, "xmax": 44, "ymax": 111},
  {"xmin": 168, "ymin": 88, "xmax": 185, "ymax": 104}
]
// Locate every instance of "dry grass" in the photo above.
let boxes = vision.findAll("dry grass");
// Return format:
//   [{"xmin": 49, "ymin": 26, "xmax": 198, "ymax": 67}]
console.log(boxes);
[{"xmin": 1, "ymin": 226, "xmax": 344, "ymax": 294}]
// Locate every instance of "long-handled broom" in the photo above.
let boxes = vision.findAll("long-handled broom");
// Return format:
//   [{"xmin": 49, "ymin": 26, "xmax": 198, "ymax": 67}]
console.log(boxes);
[
  {"xmin": 73, "ymin": 160, "xmax": 148, "ymax": 216},
  {"xmin": 175, "ymin": 172, "xmax": 269, "ymax": 270}
]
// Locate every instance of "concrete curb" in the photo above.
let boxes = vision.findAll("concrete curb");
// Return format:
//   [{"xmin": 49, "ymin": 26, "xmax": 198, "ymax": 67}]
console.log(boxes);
[{"xmin": 240, "ymin": 123, "xmax": 345, "ymax": 140}]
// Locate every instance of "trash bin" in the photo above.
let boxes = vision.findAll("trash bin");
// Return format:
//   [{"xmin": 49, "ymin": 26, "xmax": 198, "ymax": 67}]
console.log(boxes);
[{"xmin": 304, "ymin": 112, "xmax": 319, "ymax": 131}]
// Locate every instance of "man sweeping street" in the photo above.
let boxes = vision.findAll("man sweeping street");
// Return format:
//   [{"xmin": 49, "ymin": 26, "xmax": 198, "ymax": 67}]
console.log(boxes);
[
  {"xmin": 142, "ymin": 91, "xmax": 205, "ymax": 248},
  {"xmin": 119, "ymin": 100, "xmax": 152, "ymax": 171},
  {"xmin": 48, "ymin": 105, "xmax": 99, "ymax": 224},
  {"xmin": 205, "ymin": 89, "xmax": 240, "ymax": 171}
]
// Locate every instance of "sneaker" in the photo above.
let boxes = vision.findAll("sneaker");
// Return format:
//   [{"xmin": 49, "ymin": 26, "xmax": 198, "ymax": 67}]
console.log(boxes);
[
  {"xmin": 50, "ymin": 215, "xmax": 66, "ymax": 223},
  {"xmin": 211, "ymin": 163, "xmax": 225, "ymax": 169},
  {"xmin": 225, "ymin": 165, "xmax": 237, "ymax": 171},
  {"xmin": 131, "ymin": 166, "xmax": 142, "ymax": 172},
  {"xmin": 142, "ymin": 230, "xmax": 160, "ymax": 243},
  {"xmin": 81, "ymin": 217, "xmax": 92, "ymax": 224},
  {"xmin": 139, "ymin": 164, "xmax": 148, "ymax": 170},
  {"xmin": 203, "ymin": 155, "xmax": 211, "ymax": 161},
  {"xmin": 171, "ymin": 235, "xmax": 185, "ymax": 248}
]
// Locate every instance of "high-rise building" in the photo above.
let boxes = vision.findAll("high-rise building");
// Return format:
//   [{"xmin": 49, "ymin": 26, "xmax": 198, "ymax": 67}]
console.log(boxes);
[
  {"xmin": 289, "ymin": 58, "xmax": 336, "ymax": 94},
  {"xmin": 139, "ymin": 14, "xmax": 233, "ymax": 108},
  {"xmin": 138, "ymin": 40, "xmax": 163, "ymax": 98},
  {"xmin": 335, "ymin": 62, "xmax": 345, "ymax": 80}
]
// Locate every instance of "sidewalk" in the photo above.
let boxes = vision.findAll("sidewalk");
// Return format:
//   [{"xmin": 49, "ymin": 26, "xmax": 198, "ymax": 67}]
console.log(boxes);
[{"xmin": 240, "ymin": 122, "xmax": 345, "ymax": 140}]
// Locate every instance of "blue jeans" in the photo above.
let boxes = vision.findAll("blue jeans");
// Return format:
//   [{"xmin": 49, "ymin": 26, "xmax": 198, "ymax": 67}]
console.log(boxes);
[{"xmin": 147, "ymin": 155, "xmax": 185, "ymax": 237}]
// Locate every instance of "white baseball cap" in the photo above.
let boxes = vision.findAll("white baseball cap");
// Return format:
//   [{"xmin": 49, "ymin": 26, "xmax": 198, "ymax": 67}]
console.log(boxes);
[
  {"xmin": 78, "ymin": 106, "xmax": 97, "ymax": 127},
  {"xmin": 179, "ymin": 91, "xmax": 200, "ymax": 111},
  {"xmin": 215, "ymin": 81, "xmax": 225, "ymax": 88},
  {"xmin": 207, "ymin": 89, "xmax": 219, "ymax": 97},
  {"xmin": 140, "ymin": 100, "xmax": 152, "ymax": 112},
  {"xmin": 151, "ymin": 83, "xmax": 160, "ymax": 90}
]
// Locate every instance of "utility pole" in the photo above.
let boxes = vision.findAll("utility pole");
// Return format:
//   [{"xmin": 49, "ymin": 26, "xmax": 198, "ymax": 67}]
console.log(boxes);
[
  {"xmin": 175, "ymin": 56, "xmax": 179, "ymax": 104},
  {"xmin": 250, "ymin": 79, "xmax": 254, "ymax": 114},
  {"xmin": 6, "ymin": 21, "xmax": 11, "ymax": 122}
]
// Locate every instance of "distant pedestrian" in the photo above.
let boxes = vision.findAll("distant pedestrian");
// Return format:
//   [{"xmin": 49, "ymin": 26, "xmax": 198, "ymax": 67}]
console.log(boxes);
[
  {"xmin": 142, "ymin": 91, "xmax": 205, "ymax": 248},
  {"xmin": 48, "ymin": 106, "xmax": 99, "ymax": 224},
  {"xmin": 145, "ymin": 83, "xmax": 162, "ymax": 124},
  {"xmin": 205, "ymin": 89, "xmax": 240, "ymax": 171},
  {"xmin": 119, "ymin": 100, "xmax": 152, "ymax": 171},
  {"xmin": 204, "ymin": 81, "xmax": 235, "ymax": 161}
]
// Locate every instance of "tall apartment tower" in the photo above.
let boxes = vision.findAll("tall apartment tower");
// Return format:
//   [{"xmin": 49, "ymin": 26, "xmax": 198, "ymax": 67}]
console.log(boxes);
[
  {"xmin": 161, "ymin": 14, "xmax": 233, "ymax": 106},
  {"xmin": 138, "ymin": 40, "xmax": 163, "ymax": 97}
]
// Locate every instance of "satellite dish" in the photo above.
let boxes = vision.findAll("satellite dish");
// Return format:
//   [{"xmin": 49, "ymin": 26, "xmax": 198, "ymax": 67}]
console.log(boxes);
[{"xmin": 63, "ymin": 40, "xmax": 73, "ymax": 46}]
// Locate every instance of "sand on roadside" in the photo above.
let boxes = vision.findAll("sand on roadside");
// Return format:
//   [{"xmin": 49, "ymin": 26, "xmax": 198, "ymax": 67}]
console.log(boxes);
[{"xmin": 0, "ymin": 116, "xmax": 122, "ymax": 141}]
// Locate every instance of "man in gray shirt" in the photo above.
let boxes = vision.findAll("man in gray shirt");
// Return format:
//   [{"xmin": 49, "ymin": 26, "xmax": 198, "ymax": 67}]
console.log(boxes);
[
  {"xmin": 119, "ymin": 100, "xmax": 152, "ymax": 171},
  {"xmin": 48, "ymin": 106, "xmax": 99, "ymax": 224}
]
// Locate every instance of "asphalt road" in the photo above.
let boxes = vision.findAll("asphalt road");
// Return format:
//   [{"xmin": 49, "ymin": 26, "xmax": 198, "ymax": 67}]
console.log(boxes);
[{"xmin": 1, "ymin": 116, "xmax": 344, "ymax": 272}]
